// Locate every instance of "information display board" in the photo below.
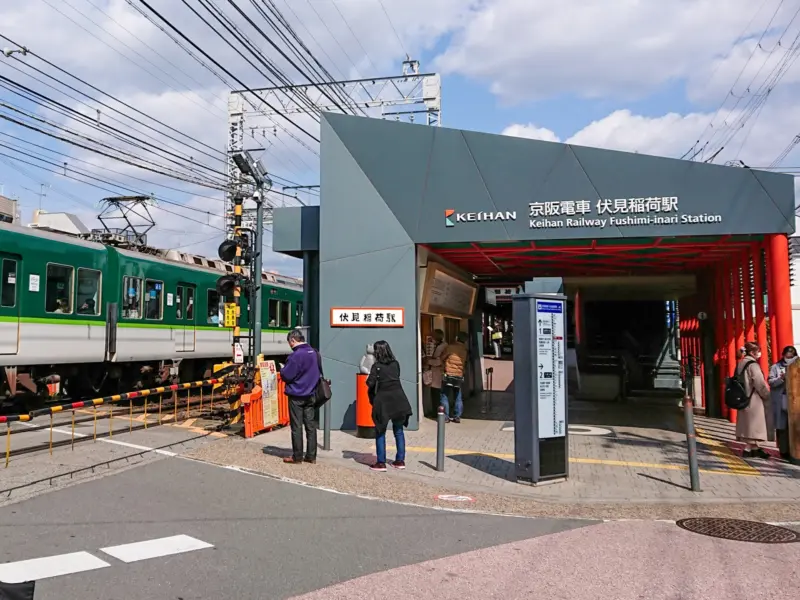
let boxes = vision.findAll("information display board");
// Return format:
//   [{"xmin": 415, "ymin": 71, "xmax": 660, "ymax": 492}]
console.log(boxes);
[
  {"xmin": 258, "ymin": 359, "xmax": 279, "ymax": 428},
  {"xmin": 513, "ymin": 292, "xmax": 569, "ymax": 485},
  {"xmin": 535, "ymin": 299, "xmax": 567, "ymax": 439},
  {"xmin": 420, "ymin": 263, "xmax": 477, "ymax": 318}
]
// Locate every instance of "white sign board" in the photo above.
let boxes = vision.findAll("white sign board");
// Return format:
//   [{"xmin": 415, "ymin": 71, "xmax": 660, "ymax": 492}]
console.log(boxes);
[
  {"xmin": 485, "ymin": 286, "xmax": 522, "ymax": 306},
  {"xmin": 535, "ymin": 299, "xmax": 566, "ymax": 439},
  {"xmin": 28, "ymin": 274, "xmax": 40, "ymax": 292},
  {"xmin": 330, "ymin": 308, "xmax": 404, "ymax": 327},
  {"xmin": 233, "ymin": 342, "xmax": 244, "ymax": 364}
]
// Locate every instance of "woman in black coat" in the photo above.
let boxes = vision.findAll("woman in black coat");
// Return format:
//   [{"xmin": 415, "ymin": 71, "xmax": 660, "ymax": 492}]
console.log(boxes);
[{"xmin": 366, "ymin": 340, "xmax": 413, "ymax": 472}]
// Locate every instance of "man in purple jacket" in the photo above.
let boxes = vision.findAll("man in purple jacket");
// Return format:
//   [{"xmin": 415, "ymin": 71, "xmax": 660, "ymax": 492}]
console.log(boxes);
[{"xmin": 279, "ymin": 329, "xmax": 321, "ymax": 464}]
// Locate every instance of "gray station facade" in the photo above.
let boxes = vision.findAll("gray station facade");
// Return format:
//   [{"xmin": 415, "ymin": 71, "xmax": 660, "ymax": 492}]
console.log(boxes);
[{"xmin": 273, "ymin": 112, "xmax": 795, "ymax": 431}]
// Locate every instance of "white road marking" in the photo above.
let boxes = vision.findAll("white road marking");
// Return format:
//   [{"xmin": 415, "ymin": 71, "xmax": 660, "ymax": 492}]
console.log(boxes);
[
  {"xmin": 0, "ymin": 551, "xmax": 110, "ymax": 584},
  {"xmin": 100, "ymin": 535, "xmax": 213, "ymax": 563},
  {"xmin": 14, "ymin": 421, "xmax": 176, "ymax": 456}
]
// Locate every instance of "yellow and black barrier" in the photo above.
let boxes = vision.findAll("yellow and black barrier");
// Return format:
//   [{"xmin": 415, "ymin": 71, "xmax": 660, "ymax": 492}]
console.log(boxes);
[{"xmin": 2, "ymin": 372, "xmax": 235, "ymax": 468}]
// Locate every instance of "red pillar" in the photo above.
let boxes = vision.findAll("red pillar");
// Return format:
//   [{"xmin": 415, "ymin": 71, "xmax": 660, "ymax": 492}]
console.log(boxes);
[
  {"xmin": 752, "ymin": 244, "xmax": 770, "ymax": 376},
  {"xmin": 742, "ymin": 253, "xmax": 755, "ymax": 344},
  {"xmin": 733, "ymin": 260, "xmax": 745, "ymax": 354},
  {"xmin": 767, "ymin": 233, "xmax": 794, "ymax": 354},
  {"xmin": 725, "ymin": 265, "xmax": 738, "ymax": 423},
  {"xmin": 765, "ymin": 240, "xmax": 780, "ymax": 364},
  {"xmin": 719, "ymin": 267, "xmax": 732, "ymax": 420}
]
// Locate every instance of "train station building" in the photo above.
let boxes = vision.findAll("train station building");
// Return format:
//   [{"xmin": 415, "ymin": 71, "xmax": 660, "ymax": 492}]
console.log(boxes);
[{"xmin": 273, "ymin": 112, "xmax": 796, "ymax": 435}]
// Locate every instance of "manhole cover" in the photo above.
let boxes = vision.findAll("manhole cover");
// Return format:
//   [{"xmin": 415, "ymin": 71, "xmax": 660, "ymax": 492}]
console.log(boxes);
[{"xmin": 676, "ymin": 518, "xmax": 799, "ymax": 544}]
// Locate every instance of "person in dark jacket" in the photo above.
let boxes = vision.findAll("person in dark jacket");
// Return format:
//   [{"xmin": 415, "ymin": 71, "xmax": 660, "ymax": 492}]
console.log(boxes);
[
  {"xmin": 279, "ymin": 329, "xmax": 321, "ymax": 464},
  {"xmin": 366, "ymin": 340, "xmax": 413, "ymax": 472}
]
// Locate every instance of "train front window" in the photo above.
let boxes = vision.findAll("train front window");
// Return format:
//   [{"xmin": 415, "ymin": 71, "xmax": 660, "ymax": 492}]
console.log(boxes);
[
  {"xmin": 1, "ymin": 259, "xmax": 16, "ymax": 308},
  {"xmin": 296, "ymin": 301, "xmax": 303, "ymax": 327},
  {"xmin": 279, "ymin": 301, "xmax": 291, "ymax": 328},
  {"xmin": 122, "ymin": 276, "xmax": 142, "ymax": 319},
  {"xmin": 144, "ymin": 280, "xmax": 163, "ymax": 320},
  {"xmin": 176, "ymin": 286, "xmax": 184, "ymax": 319},
  {"xmin": 76, "ymin": 269, "xmax": 101, "ymax": 315},
  {"xmin": 46, "ymin": 264, "xmax": 74, "ymax": 314}
]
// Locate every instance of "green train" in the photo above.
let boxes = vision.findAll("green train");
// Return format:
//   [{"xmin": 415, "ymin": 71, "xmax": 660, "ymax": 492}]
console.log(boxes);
[{"xmin": 0, "ymin": 222, "xmax": 303, "ymax": 403}]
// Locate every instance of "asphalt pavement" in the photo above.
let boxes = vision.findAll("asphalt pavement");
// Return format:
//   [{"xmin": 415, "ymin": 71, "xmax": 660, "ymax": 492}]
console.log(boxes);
[{"xmin": 0, "ymin": 456, "xmax": 590, "ymax": 600}]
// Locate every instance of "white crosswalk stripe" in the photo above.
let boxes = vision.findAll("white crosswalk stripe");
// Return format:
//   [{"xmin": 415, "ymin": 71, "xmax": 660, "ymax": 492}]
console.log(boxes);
[
  {"xmin": 0, "ymin": 535, "xmax": 213, "ymax": 583},
  {"xmin": 99, "ymin": 535, "xmax": 213, "ymax": 563},
  {"xmin": 0, "ymin": 551, "xmax": 110, "ymax": 584}
]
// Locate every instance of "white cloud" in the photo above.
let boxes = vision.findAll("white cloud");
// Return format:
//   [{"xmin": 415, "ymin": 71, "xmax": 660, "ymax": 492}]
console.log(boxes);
[{"xmin": 436, "ymin": 0, "xmax": 800, "ymax": 103}]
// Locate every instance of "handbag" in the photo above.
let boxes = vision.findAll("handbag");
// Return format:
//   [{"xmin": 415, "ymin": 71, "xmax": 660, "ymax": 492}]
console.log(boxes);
[{"xmin": 313, "ymin": 349, "xmax": 333, "ymax": 407}]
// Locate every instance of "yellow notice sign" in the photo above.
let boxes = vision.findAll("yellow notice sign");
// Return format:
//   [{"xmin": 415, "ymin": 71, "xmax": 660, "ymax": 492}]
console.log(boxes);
[
  {"xmin": 258, "ymin": 360, "xmax": 279, "ymax": 428},
  {"xmin": 223, "ymin": 302, "xmax": 237, "ymax": 328}
]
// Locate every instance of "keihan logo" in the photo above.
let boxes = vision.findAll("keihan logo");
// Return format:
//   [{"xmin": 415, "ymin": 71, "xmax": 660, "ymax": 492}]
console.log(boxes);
[{"xmin": 444, "ymin": 209, "xmax": 517, "ymax": 227}]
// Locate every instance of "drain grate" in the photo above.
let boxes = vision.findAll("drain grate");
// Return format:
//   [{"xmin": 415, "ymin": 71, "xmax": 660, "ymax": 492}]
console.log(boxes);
[{"xmin": 676, "ymin": 518, "xmax": 799, "ymax": 544}]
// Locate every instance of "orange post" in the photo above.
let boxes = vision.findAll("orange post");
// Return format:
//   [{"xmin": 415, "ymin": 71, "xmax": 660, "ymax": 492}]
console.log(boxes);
[
  {"xmin": 355, "ymin": 373, "xmax": 375, "ymax": 439},
  {"xmin": 767, "ymin": 234, "xmax": 794, "ymax": 354},
  {"xmin": 765, "ymin": 239, "xmax": 781, "ymax": 364},
  {"xmin": 242, "ymin": 385, "xmax": 264, "ymax": 439},
  {"xmin": 276, "ymin": 374, "xmax": 290, "ymax": 426}
]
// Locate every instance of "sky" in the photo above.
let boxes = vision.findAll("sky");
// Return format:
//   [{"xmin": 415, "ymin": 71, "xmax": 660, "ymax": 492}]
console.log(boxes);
[{"xmin": 2, "ymin": 0, "xmax": 800, "ymax": 278}]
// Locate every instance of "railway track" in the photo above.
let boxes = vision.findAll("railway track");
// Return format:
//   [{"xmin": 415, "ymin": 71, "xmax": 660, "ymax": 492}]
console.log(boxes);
[{"xmin": 4, "ymin": 390, "xmax": 231, "ymax": 462}]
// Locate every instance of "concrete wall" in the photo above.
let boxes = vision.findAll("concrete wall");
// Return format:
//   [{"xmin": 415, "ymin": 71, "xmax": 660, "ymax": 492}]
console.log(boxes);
[{"xmin": 317, "ymin": 117, "xmax": 419, "ymax": 430}]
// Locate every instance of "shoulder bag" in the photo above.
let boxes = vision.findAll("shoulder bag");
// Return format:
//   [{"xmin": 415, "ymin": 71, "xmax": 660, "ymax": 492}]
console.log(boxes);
[{"xmin": 313, "ymin": 349, "xmax": 333, "ymax": 407}]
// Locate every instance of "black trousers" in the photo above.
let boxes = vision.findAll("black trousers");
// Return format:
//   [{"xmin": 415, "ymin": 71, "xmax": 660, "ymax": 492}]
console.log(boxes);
[{"xmin": 288, "ymin": 394, "xmax": 317, "ymax": 460}]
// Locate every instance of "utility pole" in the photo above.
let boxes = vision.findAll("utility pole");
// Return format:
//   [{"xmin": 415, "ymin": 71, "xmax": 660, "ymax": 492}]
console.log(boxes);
[{"xmin": 253, "ymin": 188, "xmax": 264, "ymax": 359}]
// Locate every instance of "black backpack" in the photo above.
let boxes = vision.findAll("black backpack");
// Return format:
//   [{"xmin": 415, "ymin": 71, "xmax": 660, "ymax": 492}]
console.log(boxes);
[{"xmin": 724, "ymin": 360, "xmax": 755, "ymax": 410}]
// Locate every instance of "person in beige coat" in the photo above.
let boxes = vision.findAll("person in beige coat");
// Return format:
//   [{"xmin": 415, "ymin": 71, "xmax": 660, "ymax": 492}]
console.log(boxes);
[
  {"xmin": 422, "ymin": 329, "xmax": 447, "ymax": 419},
  {"xmin": 734, "ymin": 341, "xmax": 772, "ymax": 459}
]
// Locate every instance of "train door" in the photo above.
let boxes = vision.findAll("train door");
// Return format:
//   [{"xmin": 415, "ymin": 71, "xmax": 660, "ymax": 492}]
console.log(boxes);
[
  {"xmin": 0, "ymin": 254, "xmax": 20, "ymax": 355},
  {"xmin": 184, "ymin": 285, "xmax": 196, "ymax": 352},
  {"xmin": 175, "ymin": 284, "xmax": 196, "ymax": 352}
]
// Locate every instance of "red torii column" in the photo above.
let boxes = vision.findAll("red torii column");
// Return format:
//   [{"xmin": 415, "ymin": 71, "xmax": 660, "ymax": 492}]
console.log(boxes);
[
  {"xmin": 726, "ymin": 264, "xmax": 740, "ymax": 424},
  {"xmin": 766, "ymin": 234, "xmax": 794, "ymax": 354},
  {"xmin": 752, "ymin": 243, "xmax": 770, "ymax": 376},
  {"xmin": 717, "ymin": 264, "xmax": 736, "ymax": 419},
  {"xmin": 722, "ymin": 266, "xmax": 736, "ymax": 421},
  {"xmin": 742, "ymin": 252, "xmax": 755, "ymax": 345}
]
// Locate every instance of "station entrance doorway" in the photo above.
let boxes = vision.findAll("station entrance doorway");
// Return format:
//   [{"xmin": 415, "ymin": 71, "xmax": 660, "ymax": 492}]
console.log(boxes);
[{"xmin": 420, "ymin": 233, "xmax": 790, "ymax": 433}]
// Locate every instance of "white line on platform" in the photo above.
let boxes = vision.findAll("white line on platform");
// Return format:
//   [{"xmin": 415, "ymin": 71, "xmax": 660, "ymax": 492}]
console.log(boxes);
[
  {"xmin": 99, "ymin": 535, "xmax": 213, "ymax": 563},
  {"xmin": 0, "ymin": 551, "xmax": 110, "ymax": 584},
  {"xmin": 14, "ymin": 421, "xmax": 176, "ymax": 456}
]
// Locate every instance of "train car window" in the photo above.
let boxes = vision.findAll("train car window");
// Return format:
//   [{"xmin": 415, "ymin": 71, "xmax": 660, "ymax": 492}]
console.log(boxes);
[
  {"xmin": 186, "ymin": 287, "xmax": 195, "ymax": 321},
  {"xmin": 76, "ymin": 269, "xmax": 101, "ymax": 315},
  {"xmin": 268, "ymin": 298, "xmax": 279, "ymax": 327},
  {"xmin": 296, "ymin": 301, "xmax": 304, "ymax": 327},
  {"xmin": 45, "ymin": 263, "xmax": 74, "ymax": 314},
  {"xmin": 1, "ymin": 259, "xmax": 16, "ymax": 308},
  {"xmin": 207, "ymin": 290, "xmax": 221, "ymax": 324},
  {"xmin": 176, "ymin": 286, "xmax": 184, "ymax": 319},
  {"xmin": 144, "ymin": 280, "xmax": 163, "ymax": 320},
  {"xmin": 279, "ymin": 301, "xmax": 291, "ymax": 328},
  {"xmin": 122, "ymin": 276, "xmax": 142, "ymax": 319}
]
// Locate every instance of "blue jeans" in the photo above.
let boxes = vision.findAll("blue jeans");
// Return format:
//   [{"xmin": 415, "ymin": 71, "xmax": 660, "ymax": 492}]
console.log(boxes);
[
  {"xmin": 441, "ymin": 386, "xmax": 463, "ymax": 419},
  {"xmin": 376, "ymin": 419, "xmax": 406, "ymax": 464}
]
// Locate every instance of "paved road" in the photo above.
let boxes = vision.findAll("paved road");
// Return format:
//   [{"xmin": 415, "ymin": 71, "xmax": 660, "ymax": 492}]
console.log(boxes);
[{"xmin": 0, "ymin": 456, "xmax": 589, "ymax": 600}]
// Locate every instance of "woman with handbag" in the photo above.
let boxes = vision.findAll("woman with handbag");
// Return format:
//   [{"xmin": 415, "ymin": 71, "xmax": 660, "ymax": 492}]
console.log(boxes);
[{"xmin": 366, "ymin": 340, "xmax": 413, "ymax": 472}]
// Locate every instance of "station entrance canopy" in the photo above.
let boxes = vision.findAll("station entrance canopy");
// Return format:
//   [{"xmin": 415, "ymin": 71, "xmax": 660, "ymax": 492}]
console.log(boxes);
[{"xmin": 272, "ymin": 113, "xmax": 796, "ymax": 431}]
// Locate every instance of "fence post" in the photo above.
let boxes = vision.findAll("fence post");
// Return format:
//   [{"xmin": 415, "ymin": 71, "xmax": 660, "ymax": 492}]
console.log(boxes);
[{"xmin": 436, "ymin": 406, "xmax": 446, "ymax": 472}]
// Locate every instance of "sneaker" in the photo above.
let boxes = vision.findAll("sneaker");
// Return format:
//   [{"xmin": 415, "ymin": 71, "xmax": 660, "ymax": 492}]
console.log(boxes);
[
  {"xmin": 304, "ymin": 457, "xmax": 316, "ymax": 464},
  {"xmin": 283, "ymin": 457, "xmax": 304, "ymax": 464},
  {"xmin": 452, "ymin": 417, "xmax": 461, "ymax": 423},
  {"xmin": 369, "ymin": 462, "xmax": 387, "ymax": 472},
  {"xmin": 391, "ymin": 460, "xmax": 406, "ymax": 470}
]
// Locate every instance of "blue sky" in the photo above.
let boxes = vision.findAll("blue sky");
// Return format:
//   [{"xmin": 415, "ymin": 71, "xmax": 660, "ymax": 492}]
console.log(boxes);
[{"xmin": 2, "ymin": 0, "xmax": 800, "ymax": 276}]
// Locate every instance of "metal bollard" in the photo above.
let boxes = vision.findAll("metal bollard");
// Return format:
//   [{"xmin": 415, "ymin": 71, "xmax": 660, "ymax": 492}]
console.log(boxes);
[
  {"xmin": 683, "ymin": 394, "xmax": 701, "ymax": 492},
  {"xmin": 322, "ymin": 402, "xmax": 331, "ymax": 451},
  {"xmin": 436, "ymin": 406, "xmax": 446, "ymax": 472}
]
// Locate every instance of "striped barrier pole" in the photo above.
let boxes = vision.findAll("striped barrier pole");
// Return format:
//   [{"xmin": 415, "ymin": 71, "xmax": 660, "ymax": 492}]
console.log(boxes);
[{"xmin": 1, "ymin": 377, "xmax": 229, "ymax": 467}]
